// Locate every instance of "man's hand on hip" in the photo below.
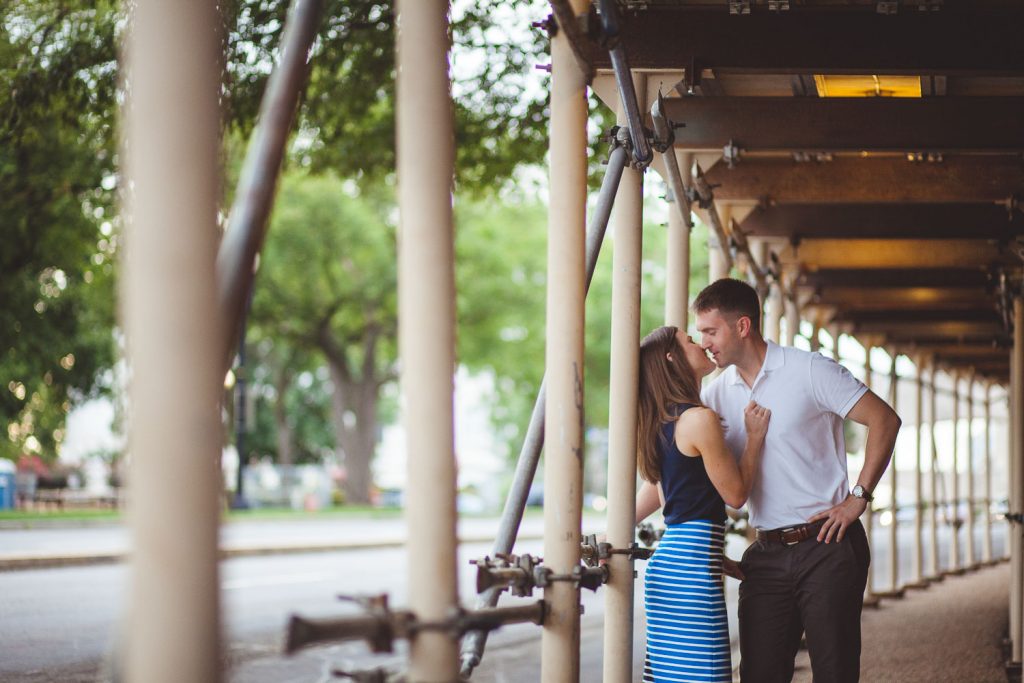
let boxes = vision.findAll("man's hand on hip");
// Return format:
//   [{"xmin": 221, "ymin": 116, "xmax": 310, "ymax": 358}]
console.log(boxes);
[{"xmin": 808, "ymin": 495, "xmax": 868, "ymax": 543}]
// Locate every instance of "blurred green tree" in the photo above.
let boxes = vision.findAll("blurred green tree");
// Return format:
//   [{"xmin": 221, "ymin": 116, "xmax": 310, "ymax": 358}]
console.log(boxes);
[
  {"xmin": 247, "ymin": 171, "xmax": 397, "ymax": 504},
  {"xmin": 0, "ymin": 1, "xmax": 120, "ymax": 461}
]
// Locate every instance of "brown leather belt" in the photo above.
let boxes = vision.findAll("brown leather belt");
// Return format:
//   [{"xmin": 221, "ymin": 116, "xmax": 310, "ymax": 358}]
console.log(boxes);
[{"xmin": 755, "ymin": 520, "xmax": 826, "ymax": 546}]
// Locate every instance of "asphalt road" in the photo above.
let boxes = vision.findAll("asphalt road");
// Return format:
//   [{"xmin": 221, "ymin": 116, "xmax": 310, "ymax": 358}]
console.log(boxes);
[
  {"xmin": 0, "ymin": 518, "xmax": 1007, "ymax": 682},
  {"xmin": 0, "ymin": 539, "xmax": 642, "ymax": 683}
]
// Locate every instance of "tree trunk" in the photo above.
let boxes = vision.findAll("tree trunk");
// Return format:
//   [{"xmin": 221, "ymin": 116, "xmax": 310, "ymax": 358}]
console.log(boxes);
[
  {"xmin": 272, "ymin": 369, "xmax": 295, "ymax": 467},
  {"xmin": 327, "ymin": 362, "xmax": 378, "ymax": 505}
]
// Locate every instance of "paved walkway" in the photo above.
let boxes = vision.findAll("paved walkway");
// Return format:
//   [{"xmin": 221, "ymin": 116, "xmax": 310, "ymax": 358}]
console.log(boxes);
[{"xmin": 794, "ymin": 562, "xmax": 1010, "ymax": 683}]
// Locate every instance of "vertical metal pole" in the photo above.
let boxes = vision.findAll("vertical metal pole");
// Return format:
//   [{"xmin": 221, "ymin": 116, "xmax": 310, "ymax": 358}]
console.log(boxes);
[
  {"xmin": 396, "ymin": 3, "xmax": 459, "ymax": 679},
  {"xmin": 709, "ymin": 204, "xmax": 730, "ymax": 283},
  {"xmin": 863, "ymin": 343, "xmax": 878, "ymax": 604},
  {"xmin": 888, "ymin": 350, "xmax": 900, "ymax": 593},
  {"xmin": 966, "ymin": 373, "xmax": 976, "ymax": 569},
  {"xmin": 912, "ymin": 359, "xmax": 925, "ymax": 585},
  {"xmin": 764, "ymin": 283, "xmax": 783, "ymax": 344},
  {"xmin": 783, "ymin": 285, "xmax": 799, "ymax": 347},
  {"xmin": 233, "ymin": 312, "xmax": 249, "ymax": 509},
  {"xmin": 950, "ymin": 371, "xmax": 961, "ymax": 573},
  {"xmin": 459, "ymin": 143, "xmax": 628, "ymax": 677},
  {"xmin": 983, "ymin": 382, "xmax": 993, "ymax": 564},
  {"xmin": 928, "ymin": 365, "xmax": 941, "ymax": 579},
  {"xmin": 664, "ymin": 150, "xmax": 692, "ymax": 330},
  {"xmin": 121, "ymin": 1, "xmax": 223, "ymax": 681},
  {"xmin": 603, "ymin": 74, "xmax": 645, "ymax": 683},
  {"xmin": 542, "ymin": 3, "xmax": 590, "ymax": 680},
  {"xmin": 1012, "ymin": 298, "xmax": 1023, "ymax": 662}
]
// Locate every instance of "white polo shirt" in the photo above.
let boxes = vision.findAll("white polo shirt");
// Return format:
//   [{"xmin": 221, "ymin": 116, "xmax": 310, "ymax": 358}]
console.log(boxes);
[{"xmin": 701, "ymin": 341, "xmax": 868, "ymax": 530}]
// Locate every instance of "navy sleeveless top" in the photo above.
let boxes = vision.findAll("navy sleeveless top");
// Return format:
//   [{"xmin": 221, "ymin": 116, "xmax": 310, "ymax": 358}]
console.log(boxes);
[{"xmin": 660, "ymin": 403, "xmax": 727, "ymax": 525}]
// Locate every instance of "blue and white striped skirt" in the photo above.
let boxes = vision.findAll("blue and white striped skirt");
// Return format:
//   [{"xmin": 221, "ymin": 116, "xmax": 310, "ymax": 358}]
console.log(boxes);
[{"xmin": 643, "ymin": 519, "xmax": 731, "ymax": 683}]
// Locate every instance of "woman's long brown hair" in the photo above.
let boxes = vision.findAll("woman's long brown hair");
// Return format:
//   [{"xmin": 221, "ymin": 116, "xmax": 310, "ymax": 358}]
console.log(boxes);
[{"xmin": 636, "ymin": 326, "xmax": 704, "ymax": 484}]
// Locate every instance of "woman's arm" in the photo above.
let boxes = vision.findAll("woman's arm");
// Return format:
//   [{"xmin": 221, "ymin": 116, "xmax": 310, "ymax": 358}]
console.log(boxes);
[
  {"xmin": 678, "ymin": 403, "xmax": 770, "ymax": 508},
  {"xmin": 635, "ymin": 480, "xmax": 662, "ymax": 524}
]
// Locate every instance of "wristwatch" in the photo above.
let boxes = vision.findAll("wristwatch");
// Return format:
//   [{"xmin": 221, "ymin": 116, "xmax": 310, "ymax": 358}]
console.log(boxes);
[{"xmin": 851, "ymin": 484, "xmax": 874, "ymax": 503}]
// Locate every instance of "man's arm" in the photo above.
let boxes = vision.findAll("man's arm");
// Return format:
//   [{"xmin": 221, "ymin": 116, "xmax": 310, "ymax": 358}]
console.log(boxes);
[
  {"xmin": 810, "ymin": 390, "xmax": 902, "ymax": 543},
  {"xmin": 636, "ymin": 480, "xmax": 662, "ymax": 524}
]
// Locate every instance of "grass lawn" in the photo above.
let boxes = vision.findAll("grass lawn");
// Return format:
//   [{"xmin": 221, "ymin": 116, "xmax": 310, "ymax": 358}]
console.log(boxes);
[{"xmin": 0, "ymin": 504, "xmax": 405, "ymax": 525}]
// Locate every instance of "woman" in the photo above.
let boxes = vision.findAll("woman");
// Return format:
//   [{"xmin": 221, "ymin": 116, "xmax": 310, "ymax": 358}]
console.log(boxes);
[{"xmin": 636, "ymin": 326, "xmax": 770, "ymax": 683}]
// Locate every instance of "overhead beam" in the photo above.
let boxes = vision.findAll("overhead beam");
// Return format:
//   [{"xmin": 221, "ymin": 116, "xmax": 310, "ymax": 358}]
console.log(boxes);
[
  {"xmin": 893, "ymin": 334, "xmax": 1012, "ymax": 348},
  {"xmin": 796, "ymin": 268, "xmax": 992, "ymax": 289},
  {"xmin": 852, "ymin": 320, "xmax": 1005, "ymax": 338},
  {"xmin": 779, "ymin": 239, "xmax": 1008, "ymax": 269},
  {"xmin": 706, "ymin": 156, "xmax": 1024, "ymax": 204},
  {"xmin": 810, "ymin": 287, "xmax": 995, "ymax": 311},
  {"xmin": 934, "ymin": 353, "xmax": 1011, "ymax": 367},
  {"xmin": 742, "ymin": 203, "xmax": 1024, "ymax": 240},
  {"xmin": 658, "ymin": 97, "xmax": 1024, "ymax": 153},
  {"xmin": 909, "ymin": 343, "xmax": 1010, "ymax": 358},
  {"xmin": 840, "ymin": 309, "xmax": 1001, "ymax": 325},
  {"xmin": 594, "ymin": 8, "xmax": 1024, "ymax": 76}
]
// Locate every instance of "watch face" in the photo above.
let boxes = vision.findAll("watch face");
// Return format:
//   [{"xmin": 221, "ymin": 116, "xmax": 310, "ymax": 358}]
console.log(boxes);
[{"xmin": 853, "ymin": 485, "xmax": 871, "ymax": 501}]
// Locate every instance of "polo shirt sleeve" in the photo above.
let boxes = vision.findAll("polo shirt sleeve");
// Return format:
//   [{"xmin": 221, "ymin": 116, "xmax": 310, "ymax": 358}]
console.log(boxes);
[{"xmin": 809, "ymin": 353, "xmax": 869, "ymax": 418}]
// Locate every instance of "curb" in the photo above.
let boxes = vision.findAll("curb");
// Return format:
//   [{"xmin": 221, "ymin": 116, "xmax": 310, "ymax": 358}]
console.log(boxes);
[{"xmin": 0, "ymin": 532, "xmax": 546, "ymax": 572}]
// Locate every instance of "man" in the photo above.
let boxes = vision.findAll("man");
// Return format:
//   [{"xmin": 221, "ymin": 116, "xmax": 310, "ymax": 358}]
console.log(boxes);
[{"xmin": 637, "ymin": 278, "xmax": 900, "ymax": 683}]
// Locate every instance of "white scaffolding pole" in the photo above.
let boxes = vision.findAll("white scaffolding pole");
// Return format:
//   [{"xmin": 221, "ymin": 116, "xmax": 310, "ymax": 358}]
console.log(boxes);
[
  {"xmin": 542, "ymin": 2, "xmax": 590, "ymax": 679},
  {"xmin": 1012, "ymin": 298, "xmax": 1023, "ymax": 663},
  {"xmin": 950, "ymin": 371, "xmax": 961, "ymax": 574},
  {"xmin": 764, "ymin": 279, "xmax": 783, "ymax": 344},
  {"xmin": 121, "ymin": 2, "xmax": 224, "ymax": 681},
  {"xmin": 886, "ymin": 350, "xmax": 901, "ymax": 594},
  {"xmin": 983, "ymin": 382, "xmax": 994, "ymax": 564},
  {"xmin": 664, "ymin": 151, "xmax": 693, "ymax": 330},
  {"xmin": 863, "ymin": 343, "xmax": 878, "ymax": 605},
  {"xmin": 709, "ymin": 204, "xmax": 731, "ymax": 283},
  {"xmin": 966, "ymin": 373, "xmax": 976, "ymax": 569},
  {"xmin": 783, "ymin": 277, "xmax": 800, "ymax": 347},
  {"xmin": 912, "ymin": 359, "xmax": 926, "ymax": 586},
  {"xmin": 396, "ymin": 2, "xmax": 460, "ymax": 679},
  {"xmin": 928, "ymin": 365, "xmax": 942, "ymax": 580},
  {"xmin": 603, "ymin": 73, "xmax": 645, "ymax": 683}
]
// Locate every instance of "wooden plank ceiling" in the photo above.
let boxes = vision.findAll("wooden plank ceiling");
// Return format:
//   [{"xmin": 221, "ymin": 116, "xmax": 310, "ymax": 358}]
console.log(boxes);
[{"xmin": 593, "ymin": 0, "xmax": 1024, "ymax": 381}]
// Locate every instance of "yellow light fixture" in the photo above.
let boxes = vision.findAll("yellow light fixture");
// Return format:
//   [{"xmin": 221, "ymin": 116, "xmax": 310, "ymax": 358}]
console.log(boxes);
[{"xmin": 814, "ymin": 75, "xmax": 922, "ymax": 98}]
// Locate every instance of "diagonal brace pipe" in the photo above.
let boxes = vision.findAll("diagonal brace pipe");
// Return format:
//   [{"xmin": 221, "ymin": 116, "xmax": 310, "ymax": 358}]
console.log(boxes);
[
  {"xmin": 650, "ymin": 93, "xmax": 693, "ymax": 230},
  {"xmin": 216, "ymin": 0, "xmax": 325, "ymax": 371},
  {"xmin": 691, "ymin": 163, "xmax": 735, "ymax": 273},
  {"xmin": 597, "ymin": 0, "xmax": 652, "ymax": 167}
]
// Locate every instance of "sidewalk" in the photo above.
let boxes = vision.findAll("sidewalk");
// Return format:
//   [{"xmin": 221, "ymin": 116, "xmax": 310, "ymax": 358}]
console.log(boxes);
[
  {"xmin": 0, "ymin": 513, "xmax": 610, "ymax": 571},
  {"xmin": 794, "ymin": 561, "xmax": 1010, "ymax": 682}
]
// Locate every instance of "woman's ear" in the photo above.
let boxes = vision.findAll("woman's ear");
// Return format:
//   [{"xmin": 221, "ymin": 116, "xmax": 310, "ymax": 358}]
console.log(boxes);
[{"xmin": 666, "ymin": 352, "xmax": 674, "ymax": 362}]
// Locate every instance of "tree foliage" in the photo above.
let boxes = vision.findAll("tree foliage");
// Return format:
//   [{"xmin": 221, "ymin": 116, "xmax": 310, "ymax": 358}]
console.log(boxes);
[
  {"xmin": 223, "ymin": 0, "xmax": 551, "ymax": 190},
  {"xmin": 2, "ymin": 0, "xmax": 552, "ymax": 465},
  {"xmin": 1, "ymin": 1, "xmax": 119, "ymax": 461}
]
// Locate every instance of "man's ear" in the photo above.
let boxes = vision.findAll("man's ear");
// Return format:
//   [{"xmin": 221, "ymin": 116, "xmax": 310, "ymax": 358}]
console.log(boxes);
[
  {"xmin": 736, "ymin": 315, "xmax": 752, "ymax": 339},
  {"xmin": 666, "ymin": 352, "xmax": 674, "ymax": 362}
]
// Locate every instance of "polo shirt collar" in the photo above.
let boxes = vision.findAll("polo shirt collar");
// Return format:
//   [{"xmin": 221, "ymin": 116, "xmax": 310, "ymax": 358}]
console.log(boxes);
[{"xmin": 728, "ymin": 340, "xmax": 784, "ymax": 386}]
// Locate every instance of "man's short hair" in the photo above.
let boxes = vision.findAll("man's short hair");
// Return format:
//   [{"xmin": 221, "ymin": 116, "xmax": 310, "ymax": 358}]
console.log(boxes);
[{"xmin": 693, "ymin": 278, "xmax": 762, "ymax": 332}]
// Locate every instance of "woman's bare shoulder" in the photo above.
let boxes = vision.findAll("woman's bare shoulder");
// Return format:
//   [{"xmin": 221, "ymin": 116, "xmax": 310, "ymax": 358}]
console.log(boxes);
[
  {"xmin": 675, "ymin": 405, "xmax": 724, "ymax": 454},
  {"xmin": 678, "ymin": 405, "xmax": 720, "ymax": 426}
]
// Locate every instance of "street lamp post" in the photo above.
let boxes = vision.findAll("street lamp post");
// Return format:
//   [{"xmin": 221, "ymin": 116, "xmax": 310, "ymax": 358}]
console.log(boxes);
[{"xmin": 232, "ymin": 301, "xmax": 250, "ymax": 510}]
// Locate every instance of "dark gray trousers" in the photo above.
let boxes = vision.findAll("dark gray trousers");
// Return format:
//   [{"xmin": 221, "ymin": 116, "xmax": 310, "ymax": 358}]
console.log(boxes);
[{"xmin": 738, "ymin": 520, "xmax": 870, "ymax": 683}]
